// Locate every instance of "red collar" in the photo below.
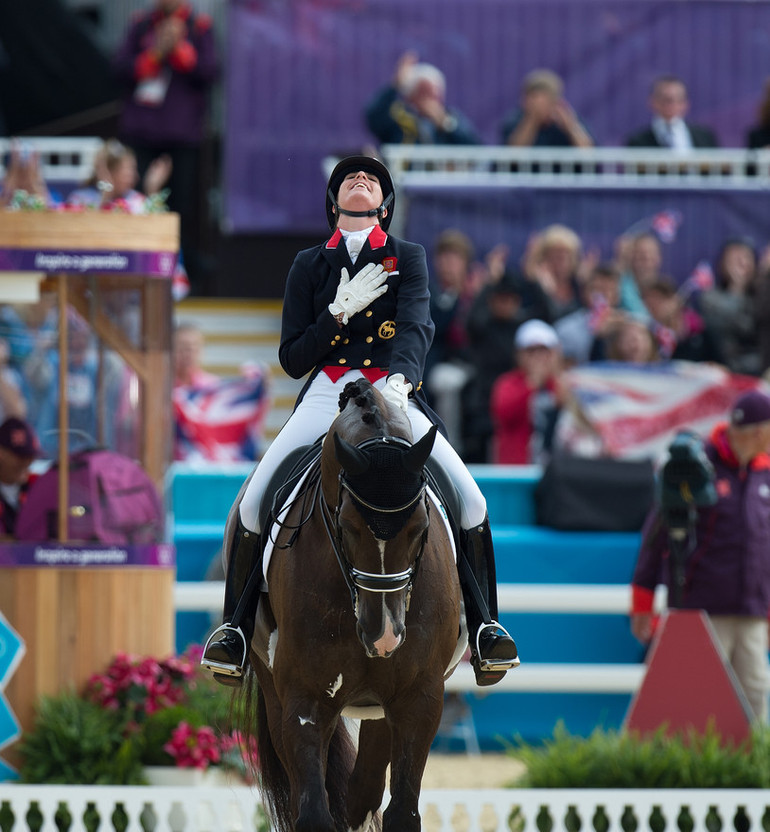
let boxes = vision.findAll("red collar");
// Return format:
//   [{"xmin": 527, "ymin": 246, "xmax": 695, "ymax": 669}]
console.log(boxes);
[
  {"xmin": 325, "ymin": 225, "xmax": 388, "ymax": 250},
  {"xmin": 710, "ymin": 422, "xmax": 770, "ymax": 470}
]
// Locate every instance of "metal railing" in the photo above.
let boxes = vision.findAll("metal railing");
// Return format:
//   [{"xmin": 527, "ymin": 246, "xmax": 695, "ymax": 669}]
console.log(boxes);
[
  {"xmin": 378, "ymin": 145, "xmax": 770, "ymax": 190},
  {"xmin": 0, "ymin": 137, "xmax": 103, "ymax": 182}
]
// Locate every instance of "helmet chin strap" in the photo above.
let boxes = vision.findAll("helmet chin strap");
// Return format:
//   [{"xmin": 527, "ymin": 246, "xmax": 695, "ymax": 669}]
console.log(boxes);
[{"xmin": 329, "ymin": 190, "xmax": 393, "ymax": 221}]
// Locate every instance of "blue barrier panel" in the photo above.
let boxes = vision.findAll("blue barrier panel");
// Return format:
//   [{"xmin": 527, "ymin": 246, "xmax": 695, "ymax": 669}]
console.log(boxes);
[{"xmin": 0, "ymin": 612, "xmax": 24, "ymax": 780}]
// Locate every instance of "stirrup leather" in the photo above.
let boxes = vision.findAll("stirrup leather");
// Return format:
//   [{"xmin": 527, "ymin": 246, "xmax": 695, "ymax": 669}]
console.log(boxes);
[
  {"xmin": 200, "ymin": 624, "xmax": 248, "ymax": 677},
  {"xmin": 475, "ymin": 621, "xmax": 521, "ymax": 672}
]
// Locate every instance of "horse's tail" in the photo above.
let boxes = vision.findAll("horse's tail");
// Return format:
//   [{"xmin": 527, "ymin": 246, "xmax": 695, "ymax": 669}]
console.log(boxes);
[{"xmin": 252, "ymin": 680, "xmax": 293, "ymax": 832}]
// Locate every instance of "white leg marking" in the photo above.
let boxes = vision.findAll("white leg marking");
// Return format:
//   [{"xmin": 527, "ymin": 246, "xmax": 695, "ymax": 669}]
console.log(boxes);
[
  {"xmin": 299, "ymin": 716, "xmax": 315, "ymax": 726},
  {"xmin": 349, "ymin": 811, "xmax": 374, "ymax": 832},
  {"xmin": 327, "ymin": 673, "xmax": 343, "ymax": 697},
  {"xmin": 267, "ymin": 627, "xmax": 278, "ymax": 669}
]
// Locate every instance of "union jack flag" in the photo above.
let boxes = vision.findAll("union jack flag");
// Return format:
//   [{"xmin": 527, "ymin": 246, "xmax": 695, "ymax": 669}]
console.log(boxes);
[
  {"xmin": 651, "ymin": 323, "xmax": 678, "ymax": 359},
  {"xmin": 556, "ymin": 361, "xmax": 767, "ymax": 461},
  {"xmin": 173, "ymin": 370, "xmax": 271, "ymax": 462},
  {"xmin": 588, "ymin": 292, "xmax": 610, "ymax": 333},
  {"xmin": 649, "ymin": 210, "xmax": 683, "ymax": 243},
  {"xmin": 678, "ymin": 260, "xmax": 715, "ymax": 301}
]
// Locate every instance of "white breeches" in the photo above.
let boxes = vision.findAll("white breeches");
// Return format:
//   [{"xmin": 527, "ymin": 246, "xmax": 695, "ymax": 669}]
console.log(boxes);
[{"xmin": 237, "ymin": 370, "xmax": 487, "ymax": 533}]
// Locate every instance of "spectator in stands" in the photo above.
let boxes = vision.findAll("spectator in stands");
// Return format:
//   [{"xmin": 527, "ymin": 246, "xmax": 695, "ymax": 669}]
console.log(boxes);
[
  {"xmin": 605, "ymin": 318, "xmax": 660, "ymax": 364},
  {"xmin": 461, "ymin": 248, "xmax": 553, "ymax": 463},
  {"xmin": 631, "ymin": 389, "xmax": 770, "ymax": 722},
  {"xmin": 0, "ymin": 142, "xmax": 54, "ymax": 209},
  {"xmin": 173, "ymin": 322, "xmax": 218, "ymax": 390},
  {"xmin": 67, "ymin": 139, "xmax": 172, "ymax": 211},
  {"xmin": 747, "ymin": 78, "xmax": 770, "ymax": 149},
  {"xmin": 0, "ymin": 416, "xmax": 41, "ymax": 538},
  {"xmin": 1, "ymin": 295, "xmax": 58, "ymax": 433},
  {"xmin": 490, "ymin": 319, "xmax": 565, "ymax": 464},
  {"xmin": 616, "ymin": 232, "xmax": 666, "ymax": 320},
  {"xmin": 555, "ymin": 262, "xmax": 627, "ymax": 365},
  {"xmin": 501, "ymin": 69, "xmax": 593, "ymax": 148},
  {"xmin": 365, "ymin": 51, "xmax": 480, "ymax": 146},
  {"xmin": 173, "ymin": 322, "xmax": 270, "ymax": 462},
  {"xmin": 755, "ymin": 248, "xmax": 770, "ymax": 377},
  {"xmin": 0, "ymin": 337, "xmax": 26, "ymax": 422},
  {"xmin": 29, "ymin": 312, "xmax": 124, "ymax": 455},
  {"xmin": 113, "ymin": 0, "xmax": 219, "ymax": 291},
  {"xmin": 521, "ymin": 224, "xmax": 586, "ymax": 322},
  {"xmin": 642, "ymin": 279, "xmax": 725, "ymax": 364},
  {"xmin": 626, "ymin": 75, "xmax": 719, "ymax": 149},
  {"xmin": 424, "ymin": 229, "xmax": 481, "ymax": 452},
  {"xmin": 698, "ymin": 239, "xmax": 761, "ymax": 376}
]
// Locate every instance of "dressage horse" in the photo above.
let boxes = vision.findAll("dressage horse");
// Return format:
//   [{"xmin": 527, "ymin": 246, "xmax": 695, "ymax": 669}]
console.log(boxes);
[{"xmin": 238, "ymin": 378, "xmax": 464, "ymax": 832}]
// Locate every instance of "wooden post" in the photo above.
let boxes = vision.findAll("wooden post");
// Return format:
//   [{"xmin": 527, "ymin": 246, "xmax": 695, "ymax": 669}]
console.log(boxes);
[{"xmin": 56, "ymin": 275, "xmax": 69, "ymax": 542}]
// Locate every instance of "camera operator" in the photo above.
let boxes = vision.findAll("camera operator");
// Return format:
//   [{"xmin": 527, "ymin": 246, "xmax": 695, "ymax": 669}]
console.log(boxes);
[{"xmin": 630, "ymin": 389, "xmax": 770, "ymax": 723}]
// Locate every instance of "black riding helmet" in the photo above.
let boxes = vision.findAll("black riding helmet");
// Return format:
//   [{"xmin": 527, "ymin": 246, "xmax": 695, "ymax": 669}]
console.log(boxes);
[{"xmin": 326, "ymin": 155, "xmax": 395, "ymax": 232}]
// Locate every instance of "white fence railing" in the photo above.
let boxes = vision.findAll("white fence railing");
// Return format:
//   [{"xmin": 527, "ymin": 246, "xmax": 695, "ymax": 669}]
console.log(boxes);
[
  {"xmin": 174, "ymin": 581, "xmax": 667, "ymax": 694},
  {"xmin": 0, "ymin": 137, "xmax": 103, "ymax": 182},
  {"xmin": 378, "ymin": 145, "xmax": 770, "ymax": 190},
  {"xmin": 1, "ymin": 785, "xmax": 767, "ymax": 832}
]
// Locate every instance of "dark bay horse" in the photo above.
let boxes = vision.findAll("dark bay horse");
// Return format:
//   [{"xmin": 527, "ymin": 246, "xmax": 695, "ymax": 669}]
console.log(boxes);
[{"xmin": 241, "ymin": 378, "xmax": 463, "ymax": 832}]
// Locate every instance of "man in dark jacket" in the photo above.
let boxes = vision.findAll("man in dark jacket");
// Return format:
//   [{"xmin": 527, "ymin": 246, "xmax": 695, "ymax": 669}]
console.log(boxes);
[
  {"xmin": 631, "ymin": 390, "xmax": 770, "ymax": 722},
  {"xmin": 365, "ymin": 51, "xmax": 479, "ymax": 146},
  {"xmin": 626, "ymin": 75, "xmax": 719, "ymax": 149}
]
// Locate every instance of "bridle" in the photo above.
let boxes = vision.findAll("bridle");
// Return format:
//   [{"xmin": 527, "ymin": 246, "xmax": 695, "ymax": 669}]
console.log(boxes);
[{"xmin": 319, "ymin": 435, "xmax": 430, "ymax": 611}]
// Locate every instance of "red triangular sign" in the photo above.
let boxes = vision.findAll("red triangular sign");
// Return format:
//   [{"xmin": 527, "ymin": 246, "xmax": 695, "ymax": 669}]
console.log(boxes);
[{"xmin": 625, "ymin": 609, "xmax": 753, "ymax": 746}]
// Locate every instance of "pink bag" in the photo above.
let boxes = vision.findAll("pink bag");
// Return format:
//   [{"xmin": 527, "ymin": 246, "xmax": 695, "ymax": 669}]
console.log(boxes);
[{"xmin": 16, "ymin": 449, "xmax": 164, "ymax": 544}]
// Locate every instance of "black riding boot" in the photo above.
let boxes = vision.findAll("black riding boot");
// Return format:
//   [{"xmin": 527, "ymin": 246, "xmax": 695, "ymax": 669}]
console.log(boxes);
[
  {"xmin": 200, "ymin": 516, "xmax": 262, "ymax": 687},
  {"xmin": 459, "ymin": 516, "xmax": 520, "ymax": 687}
]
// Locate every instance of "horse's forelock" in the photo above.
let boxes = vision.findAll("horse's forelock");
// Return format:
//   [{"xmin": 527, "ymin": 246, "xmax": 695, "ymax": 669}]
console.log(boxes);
[{"xmin": 335, "ymin": 378, "xmax": 412, "ymax": 444}]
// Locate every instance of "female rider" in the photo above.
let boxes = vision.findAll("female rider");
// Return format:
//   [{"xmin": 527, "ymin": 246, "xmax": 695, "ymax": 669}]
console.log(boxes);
[{"xmin": 201, "ymin": 156, "xmax": 519, "ymax": 687}]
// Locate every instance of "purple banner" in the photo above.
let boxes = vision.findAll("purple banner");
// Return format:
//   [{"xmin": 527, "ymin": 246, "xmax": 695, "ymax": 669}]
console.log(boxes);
[
  {"xmin": 0, "ymin": 543, "xmax": 175, "ymax": 568},
  {"xmin": 225, "ymin": 0, "xmax": 770, "ymax": 234},
  {"xmin": 0, "ymin": 248, "xmax": 177, "ymax": 277},
  {"xmin": 403, "ymin": 186, "xmax": 770, "ymax": 287}
]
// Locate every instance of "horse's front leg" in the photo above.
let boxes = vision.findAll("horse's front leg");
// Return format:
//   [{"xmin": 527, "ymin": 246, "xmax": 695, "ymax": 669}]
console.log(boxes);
[
  {"xmin": 382, "ymin": 683, "xmax": 445, "ymax": 832},
  {"xmin": 347, "ymin": 718, "xmax": 391, "ymax": 831},
  {"xmin": 280, "ymin": 696, "xmax": 339, "ymax": 832}
]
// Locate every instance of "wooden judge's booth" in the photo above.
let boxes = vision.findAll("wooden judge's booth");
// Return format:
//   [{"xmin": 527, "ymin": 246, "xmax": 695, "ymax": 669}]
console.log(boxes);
[{"xmin": 0, "ymin": 212, "xmax": 179, "ymax": 750}]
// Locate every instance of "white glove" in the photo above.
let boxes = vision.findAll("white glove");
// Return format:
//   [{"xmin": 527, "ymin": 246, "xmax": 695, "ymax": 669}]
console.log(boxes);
[
  {"xmin": 328, "ymin": 263, "xmax": 388, "ymax": 325},
  {"xmin": 382, "ymin": 373, "xmax": 412, "ymax": 413}
]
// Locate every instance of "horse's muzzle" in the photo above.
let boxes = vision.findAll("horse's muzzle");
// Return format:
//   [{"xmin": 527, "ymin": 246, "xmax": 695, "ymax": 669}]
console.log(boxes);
[{"xmin": 358, "ymin": 617, "xmax": 405, "ymax": 658}]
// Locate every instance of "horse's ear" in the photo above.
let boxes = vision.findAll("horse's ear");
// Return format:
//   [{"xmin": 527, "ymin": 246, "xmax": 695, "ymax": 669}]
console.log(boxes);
[
  {"xmin": 403, "ymin": 425, "xmax": 437, "ymax": 473},
  {"xmin": 333, "ymin": 431, "xmax": 371, "ymax": 475}
]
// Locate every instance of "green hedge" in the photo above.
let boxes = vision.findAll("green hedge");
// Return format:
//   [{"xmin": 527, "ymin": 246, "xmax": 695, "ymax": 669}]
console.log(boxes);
[{"xmin": 508, "ymin": 723, "xmax": 770, "ymax": 789}]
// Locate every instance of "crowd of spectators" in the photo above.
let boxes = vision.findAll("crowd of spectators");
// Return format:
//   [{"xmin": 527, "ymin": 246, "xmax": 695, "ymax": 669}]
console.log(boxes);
[
  {"xmin": 420, "ymin": 218, "xmax": 770, "ymax": 466},
  {"xmin": 363, "ymin": 55, "xmax": 766, "ymax": 150}
]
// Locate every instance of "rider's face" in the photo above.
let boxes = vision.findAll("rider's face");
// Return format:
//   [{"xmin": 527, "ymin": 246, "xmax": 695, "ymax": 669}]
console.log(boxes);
[{"xmin": 336, "ymin": 171, "xmax": 384, "ymax": 214}]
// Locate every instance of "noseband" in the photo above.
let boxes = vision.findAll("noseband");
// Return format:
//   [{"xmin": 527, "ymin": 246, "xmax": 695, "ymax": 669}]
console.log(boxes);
[{"xmin": 320, "ymin": 435, "xmax": 430, "ymax": 610}]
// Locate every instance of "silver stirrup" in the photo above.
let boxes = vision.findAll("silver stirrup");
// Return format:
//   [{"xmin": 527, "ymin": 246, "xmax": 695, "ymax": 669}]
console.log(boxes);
[
  {"xmin": 476, "ymin": 621, "xmax": 521, "ymax": 672},
  {"xmin": 200, "ymin": 624, "xmax": 248, "ymax": 677}
]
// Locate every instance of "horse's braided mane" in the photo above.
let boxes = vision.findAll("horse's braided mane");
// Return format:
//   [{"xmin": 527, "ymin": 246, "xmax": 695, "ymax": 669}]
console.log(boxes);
[{"xmin": 338, "ymin": 379, "xmax": 385, "ymax": 430}]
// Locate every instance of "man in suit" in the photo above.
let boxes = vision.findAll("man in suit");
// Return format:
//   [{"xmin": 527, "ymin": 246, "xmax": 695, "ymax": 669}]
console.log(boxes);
[{"xmin": 626, "ymin": 75, "xmax": 719, "ymax": 150}]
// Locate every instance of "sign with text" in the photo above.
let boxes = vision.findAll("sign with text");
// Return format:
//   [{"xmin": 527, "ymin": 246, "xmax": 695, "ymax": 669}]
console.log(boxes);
[{"xmin": 0, "ymin": 612, "xmax": 25, "ymax": 781}]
